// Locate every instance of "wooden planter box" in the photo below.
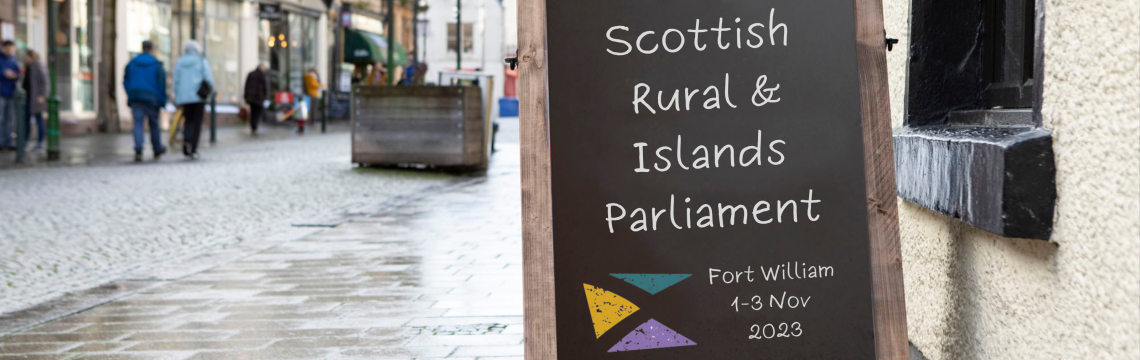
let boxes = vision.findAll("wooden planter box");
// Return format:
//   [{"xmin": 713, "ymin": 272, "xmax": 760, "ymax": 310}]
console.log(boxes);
[{"xmin": 351, "ymin": 86, "xmax": 490, "ymax": 170}]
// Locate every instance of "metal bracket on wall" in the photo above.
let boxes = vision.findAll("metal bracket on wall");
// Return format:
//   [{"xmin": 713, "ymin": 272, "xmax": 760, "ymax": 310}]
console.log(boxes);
[{"xmin": 885, "ymin": 38, "xmax": 899, "ymax": 51}]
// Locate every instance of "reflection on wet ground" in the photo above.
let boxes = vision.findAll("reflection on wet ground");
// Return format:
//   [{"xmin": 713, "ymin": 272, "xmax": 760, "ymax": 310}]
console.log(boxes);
[
  {"xmin": 2, "ymin": 123, "xmax": 339, "ymax": 169},
  {"xmin": 0, "ymin": 121, "xmax": 524, "ymax": 360}
]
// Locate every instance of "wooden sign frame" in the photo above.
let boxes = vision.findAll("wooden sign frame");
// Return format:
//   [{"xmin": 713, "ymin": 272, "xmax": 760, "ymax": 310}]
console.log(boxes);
[{"xmin": 518, "ymin": 0, "xmax": 908, "ymax": 358}]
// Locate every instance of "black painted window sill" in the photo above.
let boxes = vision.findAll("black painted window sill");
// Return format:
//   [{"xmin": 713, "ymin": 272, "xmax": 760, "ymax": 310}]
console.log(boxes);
[{"xmin": 893, "ymin": 124, "xmax": 1056, "ymax": 240}]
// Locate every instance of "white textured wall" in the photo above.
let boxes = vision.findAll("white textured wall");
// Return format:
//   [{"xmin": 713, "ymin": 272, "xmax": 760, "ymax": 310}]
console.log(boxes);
[
  {"xmin": 883, "ymin": 0, "xmax": 1140, "ymax": 358},
  {"xmin": 423, "ymin": 0, "xmax": 505, "ymax": 117}
]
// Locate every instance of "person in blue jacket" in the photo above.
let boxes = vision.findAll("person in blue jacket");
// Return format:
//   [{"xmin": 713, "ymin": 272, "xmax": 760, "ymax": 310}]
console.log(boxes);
[
  {"xmin": 0, "ymin": 41, "xmax": 21, "ymax": 151},
  {"xmin": 172, "ymin": 40, "xmax": 213, "ymax": 159},
  {"xmin": 123, "ymin": 40, "xmax": 167, "ymax": 161}
]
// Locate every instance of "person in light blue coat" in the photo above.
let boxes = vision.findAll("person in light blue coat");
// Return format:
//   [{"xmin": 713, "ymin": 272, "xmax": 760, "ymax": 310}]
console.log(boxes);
[{"xmin": 172, "ymin": 40, "xmax": 214, "ymax": 158}]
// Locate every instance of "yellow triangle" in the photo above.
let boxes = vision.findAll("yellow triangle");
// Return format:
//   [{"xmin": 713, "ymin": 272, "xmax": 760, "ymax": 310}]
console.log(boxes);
[{"xmin": 583, "ymin": 284, "xmax": 640, "ymax": 338}]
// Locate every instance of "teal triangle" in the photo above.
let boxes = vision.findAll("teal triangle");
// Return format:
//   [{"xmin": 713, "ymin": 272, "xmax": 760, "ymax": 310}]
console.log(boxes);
[{"xmin": 610, "ymin": 274, "xmax": 691, "ymax": 295}]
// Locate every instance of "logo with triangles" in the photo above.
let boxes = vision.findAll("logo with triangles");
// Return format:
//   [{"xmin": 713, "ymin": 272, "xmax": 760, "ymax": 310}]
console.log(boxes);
[{"xmin": 583, "ymin": 274, "xmax": 696, "ymax": 353}]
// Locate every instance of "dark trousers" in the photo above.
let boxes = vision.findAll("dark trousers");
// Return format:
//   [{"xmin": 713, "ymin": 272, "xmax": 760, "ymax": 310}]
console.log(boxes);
[
  {"xmin": 23, "ymin": 100, "xmax": 44, "ymax": 144},
  {"xmin": 182, "ymin": 103, "xmax": 205, "ymax": 153},
  {"xmin": 248, "ymin": 103, "xmax": 263, "ymax": 132}
]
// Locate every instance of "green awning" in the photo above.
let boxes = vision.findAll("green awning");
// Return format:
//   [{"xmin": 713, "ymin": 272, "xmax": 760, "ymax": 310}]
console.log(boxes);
[{"xmin": 344, "ymin": 28, "xmax": 409, "ymax": 66}]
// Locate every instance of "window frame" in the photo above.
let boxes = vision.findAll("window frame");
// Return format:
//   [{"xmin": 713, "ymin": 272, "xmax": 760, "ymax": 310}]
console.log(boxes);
[
  {"xmin": 446, "ymin": 22, "xmax": 473, "ymax": 54},
  {"xmin": 894, "ymin": 0, "xmax": 1055, "ymax": 240}
]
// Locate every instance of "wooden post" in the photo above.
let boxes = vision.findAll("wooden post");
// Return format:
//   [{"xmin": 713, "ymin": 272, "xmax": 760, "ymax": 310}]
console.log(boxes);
[
  {"xmin": 517, "ymin": 0, "xmax": 557, "ymax": 358},
  {"xmin": 854, "ymin": 0, "xmax": 910, "ymax": 357}
]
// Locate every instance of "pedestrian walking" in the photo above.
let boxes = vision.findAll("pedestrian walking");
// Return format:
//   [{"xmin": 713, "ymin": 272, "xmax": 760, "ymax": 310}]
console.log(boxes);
[
  {"xmin": 299, "ymin": 68, "xmax": 322, "ymax": 134},
  {"xmin": 243, "ymin": 64, "xmax": 268, "ymax": 135},
  {"xmin": 0, "ymin": 41, "xmax": 20, "ymax": 151},
  {"xmin": 21, "ymin": 50, "xmax": 47, "ymax": 151},
  {"xmin": 123, "ymin": 40, "xmax": 167, "ymax": 161},
  {"xmin": 172, "ymin": 40, "xmax": 214, "ymax": 159}
]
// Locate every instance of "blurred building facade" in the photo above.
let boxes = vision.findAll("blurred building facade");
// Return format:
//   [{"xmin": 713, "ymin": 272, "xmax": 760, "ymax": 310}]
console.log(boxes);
[
  {"xmin": 0, "ymin": 0, "xmax": 99, "ymax": 134},
  {"xmin": 115, "ymin": 0, "xmax": 333, "ymax": 128},
  {"xmin": 0, "ymin": 0, "xmax": 428, "ymax": 134}
]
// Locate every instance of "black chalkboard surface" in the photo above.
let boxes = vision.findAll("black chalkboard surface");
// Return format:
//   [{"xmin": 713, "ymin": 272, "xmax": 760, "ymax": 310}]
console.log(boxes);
[
  {"xmin": 328, "ymin": 91, "xmax": 351, "ymax": 120},
  {"xmin": 540, "ymin": 0, "xmax": 882, "ymax": 358}
]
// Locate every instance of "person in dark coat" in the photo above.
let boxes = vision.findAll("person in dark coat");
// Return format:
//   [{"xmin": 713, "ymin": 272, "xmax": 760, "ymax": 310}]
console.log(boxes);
[
  {"xmin": 243, "ymin": 64, "xmax": 268, "ymax": 134},
  {"xmin": 21, "ymin": 49, "xmax": 47, "ymax": 150},
  {"xmin": 123, "ymin": 40, "xmax": 167, "ymax": 161}
]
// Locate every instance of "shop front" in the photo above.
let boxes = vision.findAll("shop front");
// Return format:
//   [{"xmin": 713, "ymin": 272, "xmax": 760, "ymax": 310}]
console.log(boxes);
[
  {"xmin": 12, "ymin": 0, "xmax": 97, "ymax": 133},
  {"xmin": 115, "ymin": 0, "xmax": 328, "ymax": 127},
  {"xmin": 115, "ymin": 0, "xmax": 243, "ymax": 125},
  {"xmin": 258, "ymin": 2, "xmax": 320, "ymax": 98},
  {"xmin": 327, "ymin": 5, "xmax": 408, "ymax": 119},
  {"xmin": 342, "ymin": 27, "xmax": 408, "ymax": 86}
]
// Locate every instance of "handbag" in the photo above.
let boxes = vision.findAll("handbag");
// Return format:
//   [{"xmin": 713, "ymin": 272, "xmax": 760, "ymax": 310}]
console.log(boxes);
[
  {"xmin": 195, "ymin": 58, "xmax": 212, "ymax": 100},
  {"xmin": 197, "ymin": 80, "xmax": 212, "ymax": 100}
]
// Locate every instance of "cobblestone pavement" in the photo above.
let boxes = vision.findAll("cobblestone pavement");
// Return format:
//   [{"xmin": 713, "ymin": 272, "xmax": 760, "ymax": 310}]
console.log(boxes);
[
  {"xmin": 0, "ymin": 126, "xmax": 459, "ymax": 314},
  {"xmin": 0, "ymin": 139, "xmax": 523, "ymax": 359}
]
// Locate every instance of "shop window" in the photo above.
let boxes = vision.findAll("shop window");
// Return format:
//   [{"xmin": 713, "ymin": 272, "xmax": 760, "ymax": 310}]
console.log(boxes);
[
  {"xmin": 447, "ymin": 22, "xmax": 473, "ymax": 53},
  {"xmin": 172, "ymin": 0, "xmax": 241, "ymax": 104},
  {"xmin": 46, "ymin": 0, "xmax": 95, "ymax": 113},
  {"xmin": 126, "ymin": 0, "xmax": 173, "ymax": 102},
  {"xmin": 894, "ymin": 0, "xmax": 1055, "ymax": 240}
]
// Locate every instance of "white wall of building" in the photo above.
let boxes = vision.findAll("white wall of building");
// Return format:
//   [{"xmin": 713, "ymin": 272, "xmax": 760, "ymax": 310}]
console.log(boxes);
[
  {"xmin": 239, "ymin": 1, "xmax": 260, "ymax": 89},
  {"xmin": 884, "ymin": 0, "xmax": 1140, "ymax": 358},
  {"xmin": 423, "ymin": 0, "xmax": 504, "ymax": 115},
  {"xmin": 501, "ymin": 0, "xmax": 514, "ymax": 51},
  {"xmin": 317, "ymin": 12, "xmax": 329, "ymax": 87},
  {"xmin": 114, "ymin": 0, "xmax": 129, "ymax": 120}
]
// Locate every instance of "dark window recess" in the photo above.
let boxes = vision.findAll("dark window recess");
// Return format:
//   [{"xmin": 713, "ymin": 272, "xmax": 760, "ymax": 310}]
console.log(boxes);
[
  {"xmin": 983, "ymin": 0, "xmax": 1036, "ymax": 108},
  {"xmin": 894, "ymin": 0, "xmax": 1055, "ymax": 240}
]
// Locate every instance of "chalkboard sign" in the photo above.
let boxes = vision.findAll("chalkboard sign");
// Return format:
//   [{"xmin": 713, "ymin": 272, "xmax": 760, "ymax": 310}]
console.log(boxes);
[
  {"xmin": 519, "ymin": 0, "xmax": 908, "ymax": 359},
  {"xmin": 327, "ymin": 91, "xmax": 351, "ymax": 120}
]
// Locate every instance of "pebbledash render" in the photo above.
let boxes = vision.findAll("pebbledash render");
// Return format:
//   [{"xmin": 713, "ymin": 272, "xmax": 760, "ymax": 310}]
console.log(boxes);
[{"xmin": 882, "ymin": 0, "xmax": 1139, "ymax": 358}]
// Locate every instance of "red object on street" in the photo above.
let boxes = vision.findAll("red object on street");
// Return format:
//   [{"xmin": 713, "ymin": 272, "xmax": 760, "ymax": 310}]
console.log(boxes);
[
  {"xmin": 275, "ymin": 91, "xmax": 295, "ymax": 106},
  {"xmin": 504, "ymin": 65, "xmax": 518, "ymax": 98}
]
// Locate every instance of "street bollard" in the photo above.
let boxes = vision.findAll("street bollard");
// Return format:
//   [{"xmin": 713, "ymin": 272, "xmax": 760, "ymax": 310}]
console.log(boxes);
[
  {"xmin": 14, "ymin": 90, "xmax": 25, "ymax": 163},
  {"xmin": 320, "ymin": 94, "xmax": 326, "ymax": 133},
  {"xmin": 209, "ymin": 93, "xmax": 216, "ymax": 143},
  {"xmin": 46, "ymin": 96, "xmax": 59, "ymax": 161},
  {"xmin": 46, "ymin": 0, "xmax": 59, "ymax": 161}
]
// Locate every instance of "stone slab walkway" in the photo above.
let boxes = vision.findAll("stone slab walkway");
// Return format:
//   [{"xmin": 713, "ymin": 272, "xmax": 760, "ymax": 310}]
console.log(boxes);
[{"xmin": 0, "ymin": 141, "xmax": 524, "ymax": 360}]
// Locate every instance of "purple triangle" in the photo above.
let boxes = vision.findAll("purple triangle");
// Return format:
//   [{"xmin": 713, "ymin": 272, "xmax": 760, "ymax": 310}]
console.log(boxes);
[{"xmin": 607, "ymin": 319, "xmax": 697, "ymax": 352}]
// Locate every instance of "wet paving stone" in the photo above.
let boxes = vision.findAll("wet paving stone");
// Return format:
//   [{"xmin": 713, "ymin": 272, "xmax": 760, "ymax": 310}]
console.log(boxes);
[
  {"xmin": 74, "ymin": 352, "xmax": 195, "ymax": 360},
  {"xmin": 183, "ymin": 348, "xmax": 331, "ymax": 360},
  {"xmin": 67, "ymin": 323, "xmax": 178, "ymax": 333},
  {"xmin": 19, "ymin": 323, "xmax": 90, "ymax": 334},
  {"xmin": 329, "ymin": 346, "xmax": 456, "ymax": 360},
  {"xmin": 0, "ymin": 136, "xmax": 525, "ymax": 359},
  {"xmin": 224, "ymin": 329, "xmax": 363, "ymax": 340},
  {"xmin": 268, "ymin": 337, "xmax": 405, "ymax": 349},
  {"xmin": 64, "ymin": 342, "xmax": 133, "ymax": 353},
  {"xmin": 1, "ymin": 333, "xmax": 132, "ymax": 343},
  {"xmin": 122, "ymin": 340, "xmax": 272, "ymax": 352},
  {"xmin": 0, "ymin": 343, "xmax": 80, "ymax": 353},
  {"xmin": 120, "ymin": 332, "xmax": 235, "ymax": 342},
  {"xmin": 0, "ymin": 355, "xmax": 72, "ymax": 360}
]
